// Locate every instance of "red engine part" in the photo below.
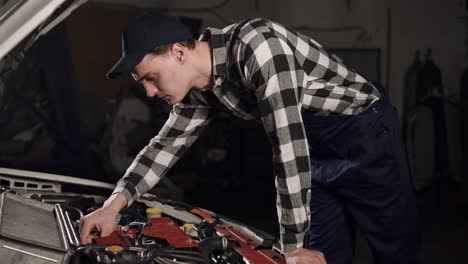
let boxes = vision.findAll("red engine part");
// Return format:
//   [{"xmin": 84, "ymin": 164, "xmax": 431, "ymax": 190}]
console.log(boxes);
[
  {"xmin": 142, "ymin": 217, "xmax": 199, "ymax": 249},
  {"xmin": 94, "ymin": 230, "xmax": 132, "ymax": 247},
  {"xmin": 215, "ymin": 226, "xmax": 285, "ymax": 264}
]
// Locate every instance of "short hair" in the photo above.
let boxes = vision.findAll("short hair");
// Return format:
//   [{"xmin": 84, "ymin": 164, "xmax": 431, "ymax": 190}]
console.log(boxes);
[{"xmin": 151, "ymin": 39, "xmax": 196, "ymax": 56}]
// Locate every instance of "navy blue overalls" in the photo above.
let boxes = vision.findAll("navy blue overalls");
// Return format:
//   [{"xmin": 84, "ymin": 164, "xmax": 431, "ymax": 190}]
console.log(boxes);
[
  {"xmin": 301, "ymin": 90, "xmax": 421, "ymax": 264},
  {"xmin": 228, "ymin": 20, "xmax": 420, "ymax": 264}
]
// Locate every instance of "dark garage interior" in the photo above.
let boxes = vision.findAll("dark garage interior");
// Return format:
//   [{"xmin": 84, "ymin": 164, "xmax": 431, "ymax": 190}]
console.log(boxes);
[{"xmin": 0, "ymin": 0, "xmax": 467, "ymax": 263}]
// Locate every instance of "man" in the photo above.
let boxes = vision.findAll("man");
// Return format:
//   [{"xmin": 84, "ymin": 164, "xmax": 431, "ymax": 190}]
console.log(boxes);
[{"xmin": 80, "ymin": 13, "xmax": 420, "ymax": 264}]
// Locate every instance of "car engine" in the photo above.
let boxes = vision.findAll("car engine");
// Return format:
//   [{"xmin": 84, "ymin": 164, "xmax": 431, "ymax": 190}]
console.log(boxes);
[{"xmin": 0, "ymin": 186, "xmax": 285, "ymax": 264}]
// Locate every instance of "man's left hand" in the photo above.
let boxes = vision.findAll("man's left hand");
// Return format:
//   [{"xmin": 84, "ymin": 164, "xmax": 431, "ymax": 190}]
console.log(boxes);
[{"xmin": 285, "ymin": 247, "xmax": 326, "ymax": 264}]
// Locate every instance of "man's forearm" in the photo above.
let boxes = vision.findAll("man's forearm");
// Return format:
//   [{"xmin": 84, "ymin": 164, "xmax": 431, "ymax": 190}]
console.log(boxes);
[{"xmin": 103, "ymin": 192, "xmax": 128, "ymax": 213}]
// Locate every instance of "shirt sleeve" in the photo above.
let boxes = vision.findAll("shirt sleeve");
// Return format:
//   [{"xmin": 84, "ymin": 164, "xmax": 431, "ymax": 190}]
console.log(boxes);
[
  {"xmin": 243, "ymin": 34, "xmax": 312, "ymax": 252},
  {"xmin": 112, "ymin": 93, "xmax": 215, "ymax": 206}
]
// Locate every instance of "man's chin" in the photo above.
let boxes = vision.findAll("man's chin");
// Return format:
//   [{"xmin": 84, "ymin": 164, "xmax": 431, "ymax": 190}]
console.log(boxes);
[{"xmin": 165, "ymin": 97, "xmax": 179, "ymax": 105}]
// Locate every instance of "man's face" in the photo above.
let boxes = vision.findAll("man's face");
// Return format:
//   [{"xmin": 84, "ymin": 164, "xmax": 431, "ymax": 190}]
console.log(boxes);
[{"xmin": 131, "ymin": 49, "xmax": 191, "ymax": 105}]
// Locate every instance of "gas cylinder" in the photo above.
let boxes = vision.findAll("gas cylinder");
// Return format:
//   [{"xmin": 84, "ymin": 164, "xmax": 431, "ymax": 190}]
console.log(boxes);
[
  {"xmin": 403, "ymin": 50, "xmax": 422, "ymax": 140},
  {"xmin": 419, "ymin": 48, "xmax": 443, "ymax": 97}
]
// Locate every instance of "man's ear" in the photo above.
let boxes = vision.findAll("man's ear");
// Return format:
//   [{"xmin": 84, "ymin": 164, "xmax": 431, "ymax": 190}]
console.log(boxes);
[{"xmin": 171, "ymin": 43, "xmax": 187, "ymax": 63}]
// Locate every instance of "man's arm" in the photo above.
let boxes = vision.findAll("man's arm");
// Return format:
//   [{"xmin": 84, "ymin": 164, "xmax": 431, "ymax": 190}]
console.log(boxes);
[
  {"xmin": 80, "ymin": 95, "xmax": 215, "ymax": 243},
  {"xmin": 112, "ymin": 101, "xmax": 215, "ymax": 206},
  {"xmin": 242, "ymin": 33, "xmax": 311, "ymax": 252}
]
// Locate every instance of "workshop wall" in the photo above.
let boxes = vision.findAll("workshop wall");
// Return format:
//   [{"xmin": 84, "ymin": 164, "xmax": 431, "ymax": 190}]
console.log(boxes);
[
  {"xmin": 389, "ymin": 0, "xmax": 464, "ymax": 110},
  {"xmin": 81, "ymin": 0, "xmax": 465, "ymax": 117},
  {"xmin": 254, "ymin": 0, "xmax": 464, "ymax": 117},
  {"xmin": 60, "ymin": 0, "xmax": 467, "ymax": 187},
  {"xmin": 65, "ymin": 3, "xmax": 144, "ymax": 98},
  {"xmin": 62, "ymin": 0, "xmax": 467, "ymax": 204}
]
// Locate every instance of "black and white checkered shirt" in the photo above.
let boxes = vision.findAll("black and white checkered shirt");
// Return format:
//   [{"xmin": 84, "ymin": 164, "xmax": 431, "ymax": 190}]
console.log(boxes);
[{"xmin": 113, "ymin": 18, "xmax": 381, "ymax": 252}]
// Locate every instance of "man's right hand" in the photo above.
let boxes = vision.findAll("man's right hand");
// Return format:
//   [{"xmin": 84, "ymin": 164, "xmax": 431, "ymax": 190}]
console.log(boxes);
[{"xmin": 79, "ymin": 192, "xmax": 127, "ymax": 244}]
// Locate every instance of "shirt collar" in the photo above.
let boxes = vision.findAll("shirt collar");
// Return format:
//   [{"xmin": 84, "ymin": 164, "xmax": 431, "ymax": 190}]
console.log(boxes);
[{"xmin": 199, "ymin": 27, "xmax": 227, "ymax": 78}]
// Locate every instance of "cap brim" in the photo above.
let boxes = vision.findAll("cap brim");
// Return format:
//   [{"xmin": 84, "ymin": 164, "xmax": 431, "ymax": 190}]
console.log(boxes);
[{"xmin": 106, "ymin": 52, "xmax": 146, "ymax": 80}]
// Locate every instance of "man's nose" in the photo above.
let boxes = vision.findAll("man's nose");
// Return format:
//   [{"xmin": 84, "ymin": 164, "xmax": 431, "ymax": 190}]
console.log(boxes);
[{"xmin": 143, "ymin": 82, "xmax": 159, "ymax": 97}]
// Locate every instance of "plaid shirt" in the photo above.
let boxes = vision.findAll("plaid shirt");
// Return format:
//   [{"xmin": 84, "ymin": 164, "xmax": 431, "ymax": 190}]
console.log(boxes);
[{"xmin": 113, "ymin": 18, "xmax": 381, "ymax": 252}]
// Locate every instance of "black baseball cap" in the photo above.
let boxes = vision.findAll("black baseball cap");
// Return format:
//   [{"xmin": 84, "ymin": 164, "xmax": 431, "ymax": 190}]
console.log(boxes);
[{"xmin": 106, "ymin": 12, "xmax": 192, "ymax": 79}]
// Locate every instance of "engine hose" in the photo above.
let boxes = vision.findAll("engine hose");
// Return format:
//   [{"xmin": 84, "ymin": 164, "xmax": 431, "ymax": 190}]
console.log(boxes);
[
  {"xmin": 154, "ymin": 249, "xmax": 202, "ymax": 256},
  {"xmin": 145, "ymin": 249, "xmax": 206, "ymax": 263},
  {"xmin": 69, "ymin": 246, "xmax": 99, "ymax": 264},
  {"xmin": 151, "ymin": 253, "xmax": 206, "ymax": 263},
  {"xmin": 199, "ymin": 236, "xmax": 229, "ymax": 253}
]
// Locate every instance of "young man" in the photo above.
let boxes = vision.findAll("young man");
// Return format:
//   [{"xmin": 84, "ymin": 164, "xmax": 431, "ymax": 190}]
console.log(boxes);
[{"xmin": 80, "ymin": 13, "xmax": 420, "ymax": 264}]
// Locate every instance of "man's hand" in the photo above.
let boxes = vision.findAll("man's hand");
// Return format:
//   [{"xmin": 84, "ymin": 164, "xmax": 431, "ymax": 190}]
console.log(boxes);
[
  {"xmin": 285, "ymin": 248, "xmax": 326, "ymax": 264},
  {"xmin": 79, "ymin": 193, "xmax": 127, "ymax": 244}
]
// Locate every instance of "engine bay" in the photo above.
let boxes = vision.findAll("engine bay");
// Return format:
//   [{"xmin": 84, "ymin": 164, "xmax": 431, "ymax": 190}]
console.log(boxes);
[{"xmin": 0, "ymin": 186, "xmax": 285, "ymax": 264}]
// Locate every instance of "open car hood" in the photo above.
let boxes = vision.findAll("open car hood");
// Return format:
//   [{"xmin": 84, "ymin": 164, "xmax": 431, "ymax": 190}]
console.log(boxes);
[{"xmin": 0, "ymin": 0, "xmax": 87, "ymax": 60}]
